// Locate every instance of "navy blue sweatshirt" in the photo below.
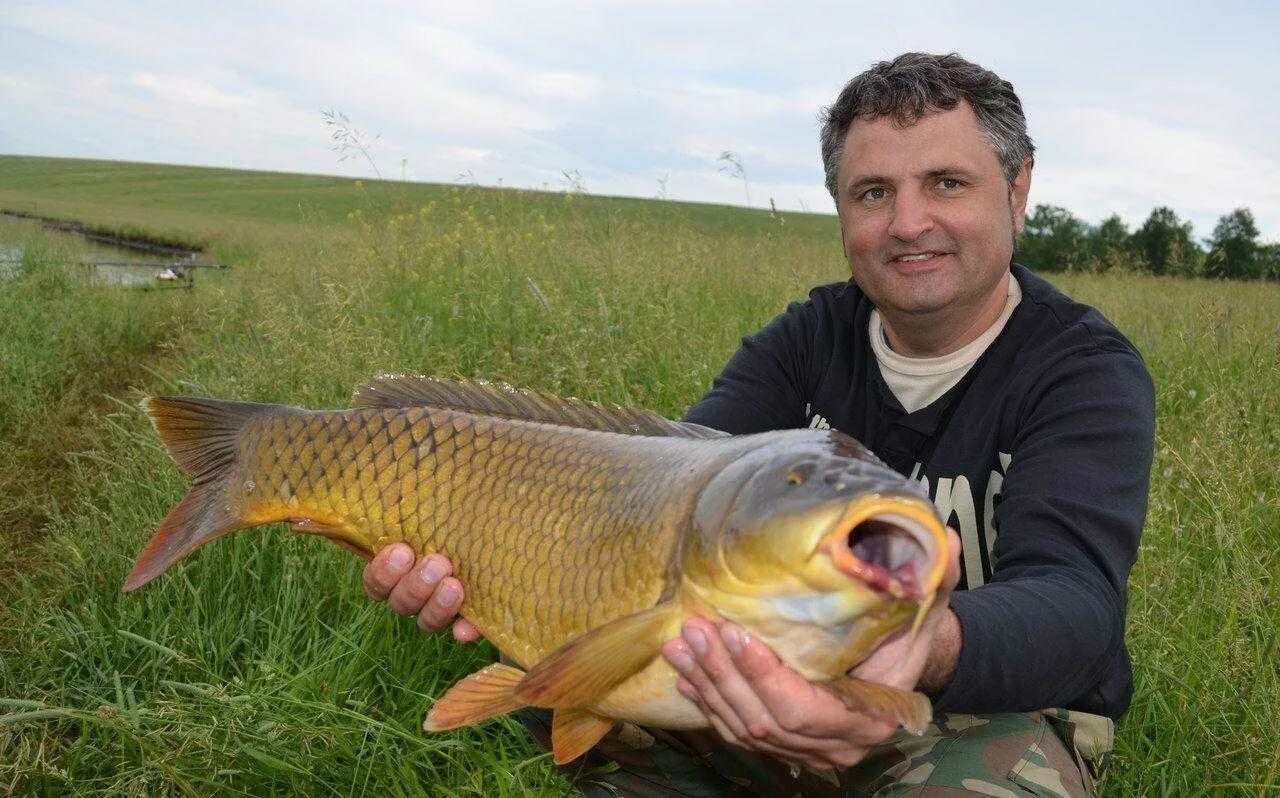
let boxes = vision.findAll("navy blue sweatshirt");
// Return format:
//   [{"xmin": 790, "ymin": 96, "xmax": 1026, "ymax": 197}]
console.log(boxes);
[{"xmin": 683, "ymin": 264, "xmax": 1155, "ymax": 719}]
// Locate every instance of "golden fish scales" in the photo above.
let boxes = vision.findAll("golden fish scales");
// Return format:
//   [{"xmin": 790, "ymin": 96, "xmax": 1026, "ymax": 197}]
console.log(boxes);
[
  {"xmin": 234, "ymin": 405, "xmax": 714, "ymax": 666},
  {"xmin": 125, "ymin": 376, "xmax": 950, "ymax": 764}
]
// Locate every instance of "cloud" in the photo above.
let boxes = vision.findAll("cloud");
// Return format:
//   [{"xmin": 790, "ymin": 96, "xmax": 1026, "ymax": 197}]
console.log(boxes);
[
  {"xmin": 131, "ymin": 72, "xmax": 260, "ymax": 113},
  {"xmin": 1033, "ymin": 105, "xmax": 1280, "ymax": 240},
  {"xmin": 1, "ymin": 1, "xmax": 1276, "ymax": 238},
  {"xmin": 526, "ymin": 71, "xmax": 603, "ymax": 103}
]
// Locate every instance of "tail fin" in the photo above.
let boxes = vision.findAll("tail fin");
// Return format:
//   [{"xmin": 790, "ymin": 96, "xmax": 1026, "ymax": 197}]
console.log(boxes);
[{"xmin": 124, "ymin": 397, "xmax": 279, "ymax": 593}]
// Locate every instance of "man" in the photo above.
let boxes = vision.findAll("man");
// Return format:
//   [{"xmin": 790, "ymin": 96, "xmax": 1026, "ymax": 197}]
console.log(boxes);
[{"xmin": 364, "ymin": 53, "xmax": 1155, "ymax": 795}]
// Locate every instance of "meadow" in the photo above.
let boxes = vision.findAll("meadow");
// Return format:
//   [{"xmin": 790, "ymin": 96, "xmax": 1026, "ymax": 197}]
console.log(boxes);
[{"xmin": 0, "ymin": 154, "xmax": 1276, "ymax": 795}]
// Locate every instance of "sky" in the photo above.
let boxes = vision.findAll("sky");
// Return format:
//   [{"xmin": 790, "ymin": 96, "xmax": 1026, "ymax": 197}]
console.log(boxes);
[{"xmin": 2, "ymin": 1, "xmax": 1278, "ymax": 240}]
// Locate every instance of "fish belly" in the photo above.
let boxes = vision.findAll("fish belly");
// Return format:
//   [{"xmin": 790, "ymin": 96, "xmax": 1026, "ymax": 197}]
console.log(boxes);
[{"xmin": 593, "ymin": 653, "xmax": 708, "ymax": 730}]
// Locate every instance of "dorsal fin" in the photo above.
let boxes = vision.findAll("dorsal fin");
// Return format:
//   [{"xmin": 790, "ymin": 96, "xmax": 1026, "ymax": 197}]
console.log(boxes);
[{"xmin": 352, "ymin": 375, "xmax": 727, "ymax": 439}]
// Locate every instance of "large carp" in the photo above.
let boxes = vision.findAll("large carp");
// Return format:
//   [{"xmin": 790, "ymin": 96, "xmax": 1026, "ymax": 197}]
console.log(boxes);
[{"xmin": 125, "ymin": 376, "xmax": 949, "ymax": 763}]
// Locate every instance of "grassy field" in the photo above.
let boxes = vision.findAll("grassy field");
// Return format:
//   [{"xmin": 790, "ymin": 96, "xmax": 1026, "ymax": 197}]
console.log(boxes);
[{"xmin": 0, "ymin": 154, "xmax": 1276, "ymax": 795}]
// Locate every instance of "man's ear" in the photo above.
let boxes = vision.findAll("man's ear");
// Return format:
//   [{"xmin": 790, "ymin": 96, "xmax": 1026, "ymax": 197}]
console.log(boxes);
[{"xmin": 1010, "ymin": 158, "xmax": 1034, "ymax": 235}]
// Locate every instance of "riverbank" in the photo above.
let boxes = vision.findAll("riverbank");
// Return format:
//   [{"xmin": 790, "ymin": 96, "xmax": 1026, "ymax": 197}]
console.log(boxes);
[{"xmin": 0, "ymin": 208, "xmax": 204, "ymax": 257}]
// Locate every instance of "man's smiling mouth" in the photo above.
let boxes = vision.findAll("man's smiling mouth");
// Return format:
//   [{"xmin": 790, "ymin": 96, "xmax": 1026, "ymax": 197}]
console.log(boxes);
[{"xmin": 890, "ymin": 252, "xmax": 950, "ymax": 264}]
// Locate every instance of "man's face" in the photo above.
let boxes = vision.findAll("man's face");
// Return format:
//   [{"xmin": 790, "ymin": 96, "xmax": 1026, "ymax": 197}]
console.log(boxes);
[{"xmin": 834, "ymin": 101, "xmax": 1031, "ymax": 322}]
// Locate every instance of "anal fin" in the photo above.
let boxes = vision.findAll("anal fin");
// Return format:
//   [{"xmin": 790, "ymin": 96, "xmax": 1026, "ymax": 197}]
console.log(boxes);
[
  {"xmin": 824, "ymin": 676, "xmax": 933, "ymax": 735},
  {"xmin": 425, "ymin": 662, "xmax": 527, "ymax": 732},
  {"xmin": 551, "ymin": 707, "xmax": 614, "ymax": 765},
  {"xmin": 515, "ymin": 603, "xmax": 677, "ymax": 708}
]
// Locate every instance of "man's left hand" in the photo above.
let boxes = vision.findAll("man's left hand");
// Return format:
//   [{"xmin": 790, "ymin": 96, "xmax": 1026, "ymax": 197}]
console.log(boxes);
[{"xmin": 660, "ymin": 527, "xmax": 961, "ymax": 771}]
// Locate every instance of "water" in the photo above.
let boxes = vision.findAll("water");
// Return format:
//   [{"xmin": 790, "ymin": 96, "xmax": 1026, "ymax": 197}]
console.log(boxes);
[
  {"xmin": 84, "ymin": 260, "xmax": 194, "ymax": 288},
  {"xmin": 0, "ymin": 245, "xmax": 20, "ymax": 280},
  {"xmin": 0, "ymin": 215, "xmax": 200, "ymax": 288}
]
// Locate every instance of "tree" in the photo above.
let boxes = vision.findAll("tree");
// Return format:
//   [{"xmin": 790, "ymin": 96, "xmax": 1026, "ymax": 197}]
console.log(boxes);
[
  {"xmin": 1017, "ymin": 204, "xmax": 1089, "ymax": 271},
  {"xmin": 1131, "ymin": 206, "xmax": 1201, "ymax": 276},
  {"xmin": 1204, "ymin": 208, "xmax": 1261, "ymax": 280},
  {"xmin": 1085, "ymin": 214, "xmax": 1132, "ymax": 271},
  {"xmin": 1260, "ymin": 243, "xmax": 1280, "ymax": 280}
]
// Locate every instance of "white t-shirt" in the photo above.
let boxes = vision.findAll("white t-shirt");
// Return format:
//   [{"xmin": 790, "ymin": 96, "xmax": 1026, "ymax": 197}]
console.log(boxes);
[{"xmin": 869, "ymin": 275, "xmax": 1023, "ymax": 413}]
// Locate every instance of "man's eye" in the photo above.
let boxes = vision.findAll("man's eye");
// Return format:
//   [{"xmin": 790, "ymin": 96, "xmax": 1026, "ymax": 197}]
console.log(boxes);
[
  {"xmin": 860, "ymin": 186, "xmax": 887, "ymax": 201},
  {"xmin": 937, "ymin": 178, "xmax": 963, "ymax": 191}
]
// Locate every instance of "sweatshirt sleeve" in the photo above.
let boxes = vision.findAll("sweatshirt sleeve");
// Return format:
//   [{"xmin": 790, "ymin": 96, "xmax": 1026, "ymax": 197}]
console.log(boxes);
[
  {"xmin": 681, "ymin": 296, "xmax": 824, "ymax": 434},
  {"xmin": 933, "ymin": 341, "xmax": 1156, "ymax": 717}
]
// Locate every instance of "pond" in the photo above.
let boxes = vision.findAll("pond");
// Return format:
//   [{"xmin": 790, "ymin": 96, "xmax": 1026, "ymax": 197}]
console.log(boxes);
[
  {"xmin": 0, "ymin": 245, "xmax": 20, "ymax": 280},
  {"xmin": 0, "ymin": 213, "xmax": 207, "ymax": 288}
]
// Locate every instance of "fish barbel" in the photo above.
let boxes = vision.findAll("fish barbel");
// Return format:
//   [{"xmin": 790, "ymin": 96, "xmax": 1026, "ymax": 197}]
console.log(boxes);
[{"xmin": 125, "ymin": 375, "xmax": 949, "ymax": 763}]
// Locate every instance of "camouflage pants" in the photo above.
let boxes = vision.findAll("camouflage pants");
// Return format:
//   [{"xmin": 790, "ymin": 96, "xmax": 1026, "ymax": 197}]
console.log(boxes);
[{"xmin": 518, "ymin": 708, "xmax": 1112, "ymax": 797}]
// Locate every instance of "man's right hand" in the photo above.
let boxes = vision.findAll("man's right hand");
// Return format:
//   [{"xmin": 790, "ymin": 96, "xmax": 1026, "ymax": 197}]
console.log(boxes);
[{"xmin": 362, "ymin": 543, "xmax": 483, "ymax": 642}]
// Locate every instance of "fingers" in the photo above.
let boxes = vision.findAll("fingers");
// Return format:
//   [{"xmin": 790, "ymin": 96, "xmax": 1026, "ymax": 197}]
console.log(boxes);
[
  {"xmin": 674, "ymin": 671, "xmax": 750, "ymax": 748},
  {"xmin": 665, "ymin": 619, "xmax": 853, "ymax": 757},
  {"xmin": 416, "ymin": 576, "xmax": 464, "ymax": 632},
  {"xmin": 723, "ymin": 622, "xmax": 893, "ymax": 747},
  {"xmin": 387, "ymin": 555, "xmax": 451, "ymax": 616},
  {"xmin": 663, "ymin": 616, "xmax": 897, "ymax": 769},
  {"xmin": 363, "ymin": 546, "xmax": 475, "ymax": 639},
  {"xmin": 452, "ymin": 618, "xmax": 483, "ymax": 642},
  {"xmin": 363, "ymin": 542, "xmax": 415, "ymax": 600},
  {"xmin": 697, "ymin": 622, "xmax": 797, "ymax": 742},
  {"xmin": 662, "ymin": 626, "xmax": 750, "ymax": 743},
  {"xmin": 726, "ymin": 625, "xmax": 864, "ymax": 740}
]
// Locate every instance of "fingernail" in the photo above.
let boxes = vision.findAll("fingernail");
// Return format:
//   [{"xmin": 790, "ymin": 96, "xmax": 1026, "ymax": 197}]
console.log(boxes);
[
  {"xmin": 422, "ymin": 557, "xmax": 449, "ymax": 584},
  {"xmin": 667, "ymin": 642, "xmax": 694, "ymax": 673},
  {"xmin": 721, "ymin": 624, "xmax": 743, "ymax": 656},
  {"xmin": 388, "ymin": 545, "xmax": 413, "ymax": 569},
  {"xmin": 436, "ymin": 583, "xmax": 460, "ymax": 606},
  {"xmin": 684, "ymin": 625, "xmax": 708, "ymax": 657}
]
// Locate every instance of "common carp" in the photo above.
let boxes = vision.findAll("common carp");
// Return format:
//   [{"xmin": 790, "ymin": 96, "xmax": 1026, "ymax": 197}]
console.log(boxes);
[{"xmin": 125, "ymin": 375, "xmax": 949, "ymax": 763}]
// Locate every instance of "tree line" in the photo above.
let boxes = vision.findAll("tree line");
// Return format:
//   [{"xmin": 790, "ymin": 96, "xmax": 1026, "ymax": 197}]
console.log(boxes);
[{"xmin": 1016, "ymin": 205, "xmax": 1279, "ymax": 280}]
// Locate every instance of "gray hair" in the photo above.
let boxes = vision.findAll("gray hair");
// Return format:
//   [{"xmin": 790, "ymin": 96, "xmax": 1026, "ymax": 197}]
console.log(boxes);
[{"xmin": 819, "ymin": 52, "xmax": 1034, "ymax": 200}]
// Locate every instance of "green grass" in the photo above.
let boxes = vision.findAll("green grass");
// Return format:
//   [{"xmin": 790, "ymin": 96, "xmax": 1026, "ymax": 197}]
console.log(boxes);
[
  {"xmin": 0, "ymin": 155, "xmax": 1276, "ymax": 795},
  {"xmin": 0, "ymin": 215, "xmax": 192, "ymax": 590}
]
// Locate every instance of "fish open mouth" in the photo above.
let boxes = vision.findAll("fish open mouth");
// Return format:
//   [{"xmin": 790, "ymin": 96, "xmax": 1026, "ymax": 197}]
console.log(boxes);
[{"xmin": 824, "ymin": 508, "xmax": 941, "ymax": 601}]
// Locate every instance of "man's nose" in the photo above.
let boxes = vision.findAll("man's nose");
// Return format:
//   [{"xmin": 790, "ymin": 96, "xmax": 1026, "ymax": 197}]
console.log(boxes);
[{"xmin": 887, "ymin": 190, "xmax": 934, "ymax": 242}]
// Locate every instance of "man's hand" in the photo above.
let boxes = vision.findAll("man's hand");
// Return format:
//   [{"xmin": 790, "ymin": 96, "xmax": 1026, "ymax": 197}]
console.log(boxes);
[
  {"xmin": 362, "ymin": 543, "xmax": 482, "ymax": 642},
  {"xmin": 661, "ymin": 527, "xmax": 961, "ymax": 771}
]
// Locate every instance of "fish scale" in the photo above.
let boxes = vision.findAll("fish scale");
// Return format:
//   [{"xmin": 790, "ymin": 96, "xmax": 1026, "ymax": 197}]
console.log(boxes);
[{"xmin": 240, "ymin": 406, "xmax": 708, "ymax": 663}]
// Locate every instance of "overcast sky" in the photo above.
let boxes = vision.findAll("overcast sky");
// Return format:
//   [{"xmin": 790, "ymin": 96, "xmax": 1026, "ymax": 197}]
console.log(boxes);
[{"xmin": 2, "ymin": 1, "xmax": 1278, "ymax": 240}]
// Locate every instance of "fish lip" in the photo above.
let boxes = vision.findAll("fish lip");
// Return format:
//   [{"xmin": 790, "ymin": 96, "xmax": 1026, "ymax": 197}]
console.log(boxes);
[{"xmin": 821, "ymin": 501, "xmax": 943, "ymax": 602}]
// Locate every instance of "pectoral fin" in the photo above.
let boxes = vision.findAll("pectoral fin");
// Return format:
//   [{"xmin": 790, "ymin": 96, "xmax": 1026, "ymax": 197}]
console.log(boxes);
[
  {"xmin": 425, "ymin": 662, "xmax": 528, "ymax": 732},
  {"xmin": 825, "ymin": 676, "xmax": 933, "ymax": 735},
  {"xmin": 515, "ymin": 603, "xmax": 678, "ymax": 708},
  {"xmin": 551, "ymin": 707, "xmax": 615, "ymax": 764}
]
